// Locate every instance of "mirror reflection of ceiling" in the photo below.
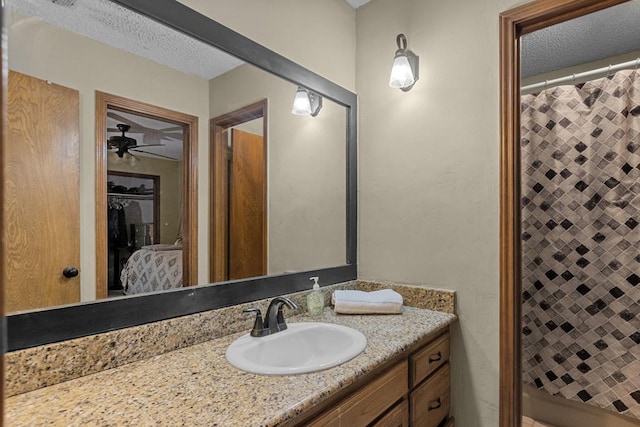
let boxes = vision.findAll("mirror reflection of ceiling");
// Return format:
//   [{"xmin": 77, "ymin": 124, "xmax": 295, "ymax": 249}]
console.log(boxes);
[
  {"xmin": 107, "ymin": 110, "xmax": 184, "ymax": 161},
  {"xmin": 7, "ymin": 0, "xmax": 243, "ymax": 80},
  {"xmin": 522, "ymin": 1, "xmax": 640, "ymax": 78}
]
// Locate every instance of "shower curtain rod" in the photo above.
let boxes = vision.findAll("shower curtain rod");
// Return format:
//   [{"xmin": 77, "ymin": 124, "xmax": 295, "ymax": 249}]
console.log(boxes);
[{"xmin": 521, "ymin": 57, "xmax": 640, "ymax": 92}]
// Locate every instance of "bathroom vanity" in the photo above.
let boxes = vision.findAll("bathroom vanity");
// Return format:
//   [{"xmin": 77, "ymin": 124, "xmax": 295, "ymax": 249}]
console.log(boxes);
[
  {"xmin": 5, "ymin": 304, "xmax": 455, "ymax": 426},
  {"xmin": 303, "ymin": 329, "xmax": 453, "ymax": 426}
]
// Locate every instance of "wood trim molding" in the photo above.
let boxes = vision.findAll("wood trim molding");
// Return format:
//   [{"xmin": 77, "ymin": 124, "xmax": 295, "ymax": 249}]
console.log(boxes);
[
  {"xmin": 498, "ymin": 1, "xmax": 629, "ymax": 426},
  {"xmin": 95, "ymin": 91, "xmax": 199, "ymax": 299},
  {"xmin": 0, "ymin": 5, "xmax": 5, "ymax": 416},
  {"xmin": 209, "ymin": 99, "xmax": 267, "ymax": 283}
]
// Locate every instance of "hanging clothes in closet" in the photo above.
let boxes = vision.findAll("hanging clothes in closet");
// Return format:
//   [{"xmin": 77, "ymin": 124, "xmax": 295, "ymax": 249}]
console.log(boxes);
[{"xmin": 108, "ymin": 203, "xmax": 128, "ymax": 248}]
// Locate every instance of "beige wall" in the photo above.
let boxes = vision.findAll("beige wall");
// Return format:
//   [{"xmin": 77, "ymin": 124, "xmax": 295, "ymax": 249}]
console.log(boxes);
[
  {"xmin": 357, "ymin": 1, "xmax": 640, "ymax": 426},
  {"xmin": 107, "ymin": 157, "xmax": 184, "ymax": 244},
  {"xmin": 209, "ymin": 64, "xmax": 347, "ymax": 275},
  {"xmin": 178, "ymin": 0, "xmax": 356, "ymax": 92},
  {"xmin": 356, "ymin": 0, "xmax": 516, "ymax": 425},
  {"xmin": 179, "ymin": 0, "xmax": 356, "ymax": 284}
]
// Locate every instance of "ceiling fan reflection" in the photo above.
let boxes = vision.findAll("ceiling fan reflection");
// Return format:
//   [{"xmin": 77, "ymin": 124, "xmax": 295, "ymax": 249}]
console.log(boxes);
[{"xmin": 107, "ymin": 123, "xmax": 178, "ymax": 161}]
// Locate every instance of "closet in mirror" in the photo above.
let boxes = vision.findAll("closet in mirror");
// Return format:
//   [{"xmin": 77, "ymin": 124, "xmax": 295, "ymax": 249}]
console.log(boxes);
[{"xmin": 3, "ymin": 0, "xmax": 348, "ymax": 315}]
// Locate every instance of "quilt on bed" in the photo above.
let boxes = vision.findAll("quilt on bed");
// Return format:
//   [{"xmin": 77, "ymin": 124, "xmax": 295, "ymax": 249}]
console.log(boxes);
[{"xmin": 121, "ymin": 247, "xmax": 183, "ymax": 295}]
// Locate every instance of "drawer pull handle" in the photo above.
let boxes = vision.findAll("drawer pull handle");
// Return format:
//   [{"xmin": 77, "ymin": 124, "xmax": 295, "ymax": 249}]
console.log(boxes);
[
  {"xmin": 428, "ymin": 351, "xmax": 442, "ymax": 363},
  {"xmin": 428, "ymin": 398, "xmax": 442, "ymax": 411}
]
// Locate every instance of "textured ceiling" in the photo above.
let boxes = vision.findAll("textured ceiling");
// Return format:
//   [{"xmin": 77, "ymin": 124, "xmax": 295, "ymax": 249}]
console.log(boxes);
[
  {"xmin": 522, "ymin": 1, "xmax": 640, "ymax": 78},
  {"xmin": 8, "ymin": 0, "xmax": 244, "ymax": 80},
  {"xmin": 16, "ymin": 0, "xmax": 636, "ymax": 83}
]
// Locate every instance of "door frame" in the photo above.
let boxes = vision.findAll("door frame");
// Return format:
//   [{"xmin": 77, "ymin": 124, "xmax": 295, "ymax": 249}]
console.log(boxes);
[
  {"xmin": 95, "ymin": 91, "xmax": 198, "ymax": 299},
  {"xmin": 499, "ymin": 1, "xmax": 630, "ymax": 426},
  {"xmin": 209, "ymin": 99, "xmax": 267, "ymax": 282}
]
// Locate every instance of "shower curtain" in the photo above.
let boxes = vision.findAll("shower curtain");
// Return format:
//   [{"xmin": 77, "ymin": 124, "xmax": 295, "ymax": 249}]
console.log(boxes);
[{"xmin": 521, "ymin": 69, "xmax": 640, "ymax": 420}]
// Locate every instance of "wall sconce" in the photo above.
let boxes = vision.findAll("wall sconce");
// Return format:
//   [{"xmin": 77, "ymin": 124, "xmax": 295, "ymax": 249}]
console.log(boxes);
[
  {"xmin": 389, "ymin": 34, "xmax": 419, "ymax": 91},
  {"xmin": 291, "ymin": 87, "xmax": 323, "ymax": 117}
]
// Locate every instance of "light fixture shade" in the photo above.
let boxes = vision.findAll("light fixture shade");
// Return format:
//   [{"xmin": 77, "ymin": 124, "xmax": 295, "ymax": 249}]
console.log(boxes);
[
  {"xmin": 389, "ymin": 34, "xmax": 419, "ymax": 91},
  {"xmin": 291, "ymin": 87, "xmax": 323, "ymax": 117},
  {"xmin": 389, "ymin": 54, "xmax": 415, "ymax": 89},
  {"xmin": 292, "ymin": 88, "xmax": 312, "ymax": 115}
]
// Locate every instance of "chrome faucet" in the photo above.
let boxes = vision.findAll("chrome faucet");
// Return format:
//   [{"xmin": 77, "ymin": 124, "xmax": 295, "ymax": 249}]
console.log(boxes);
[{"xmin": 243, "ymin": 297, "xmax": 298, "ymax": 337}]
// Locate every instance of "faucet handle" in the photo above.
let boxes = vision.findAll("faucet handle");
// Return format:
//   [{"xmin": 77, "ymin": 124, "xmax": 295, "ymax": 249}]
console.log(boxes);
[
  {"xmin": 243, "ymin": 308, "xmax": 266, "ymax": 337},
  {"xmin": 266, "ymin": 297, "xmax": 298, "ymax": 333}
]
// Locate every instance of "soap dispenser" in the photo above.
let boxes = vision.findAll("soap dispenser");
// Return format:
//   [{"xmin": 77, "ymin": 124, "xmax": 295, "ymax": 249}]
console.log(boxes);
[{"xmin": 307, "ymin": 276, "xmax": 325, "ymax": 316}]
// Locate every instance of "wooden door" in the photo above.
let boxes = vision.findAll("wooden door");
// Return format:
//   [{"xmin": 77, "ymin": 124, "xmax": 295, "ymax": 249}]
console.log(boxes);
[
  {"xmin": 4, "ymin": 71, "xmax": 80, "ymax": 312},
  {"xmin": 228, "ymin": 128, "xmax": 266, "ymax": 279}
]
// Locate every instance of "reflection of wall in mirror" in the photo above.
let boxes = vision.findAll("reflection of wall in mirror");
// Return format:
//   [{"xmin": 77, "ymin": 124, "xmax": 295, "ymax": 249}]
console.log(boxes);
[
  {"xmin": 7, "ymin": 10, "xmax": 211, "ymax": 301},
  {"xmin": 233, "ymin": 118, "xmax": 263, "ymax": 136},
  {"xmin": 107, "ymin": 158, "xmax": 184, "ymax": 244},
  {"xmin": 179, "ymin": 0, "xmax": 356, "ymax": 92},
  {"xmin": 209, "ymin": 64, "xmax": 348, "ymax": 275}
]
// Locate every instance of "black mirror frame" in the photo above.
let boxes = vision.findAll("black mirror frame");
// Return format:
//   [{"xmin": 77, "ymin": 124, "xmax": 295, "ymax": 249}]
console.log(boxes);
[{"xmin": 5, "ymin": 0, "xmax": 357, "ymax": 351}]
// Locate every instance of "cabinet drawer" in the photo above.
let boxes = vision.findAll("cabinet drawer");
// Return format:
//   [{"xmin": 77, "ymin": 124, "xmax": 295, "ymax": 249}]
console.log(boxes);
[
  {"xmin": 372, "ymin": 399, "xmax": 409, "ymax": 427},
  {"xmin": 410, "ymin": 332, "xmax": 449, "ymax": 387},
  {"xmin": 306, "ymin": 361, "xmax": 408, "ymax": 427},
  {"xmin": 410, "ymin": 363, "xmax": 450, "ymax": 427}
]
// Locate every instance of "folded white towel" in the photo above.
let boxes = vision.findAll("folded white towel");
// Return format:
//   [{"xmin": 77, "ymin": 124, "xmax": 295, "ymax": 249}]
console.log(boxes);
[
  {"xmin": 332, "ymin": 289, "xmax": 403, "ymax": 314},
  {"xmin": 141, "ymin": 244, "xmax": 182, "ymax": 251}
]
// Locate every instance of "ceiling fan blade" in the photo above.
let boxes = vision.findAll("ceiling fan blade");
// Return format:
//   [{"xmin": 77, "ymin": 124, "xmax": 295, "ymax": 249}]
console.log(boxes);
[
  {"xmin": 131, "ymin": 149, "xmax": 178, "ymax": 161},
  {"xmin": 162, "ymin": 126, "xmax": 184, "ymax": 132},
  {"xmin": 161, "ymin": 133, "xmax": 184, "ymax": 140},
  {"xmin": 130, "ymin": 143, "xmax": 165, "ymax": 148}
]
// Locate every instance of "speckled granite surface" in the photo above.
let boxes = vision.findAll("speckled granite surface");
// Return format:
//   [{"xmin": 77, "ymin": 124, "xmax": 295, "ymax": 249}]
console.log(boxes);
[
  {"xmin": 358, "ymin": 280, "xmax": 456, "ymax": 313},
  {"xmin": 6, "ymin": 281, "xmax": 360, "ymax": 397},
  {"xmin": 5, "ymin": 307, "xmax": 455, "ymax": 427},
  {"xmin": 5, "ymin": 280, "xmax": 454, "ymax": 400}
]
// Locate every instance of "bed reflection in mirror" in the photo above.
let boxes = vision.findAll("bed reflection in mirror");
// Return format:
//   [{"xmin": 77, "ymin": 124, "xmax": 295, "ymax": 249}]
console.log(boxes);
[{"xmin": 3, "ymin": 0, "xmax": 347, "ymax": 313}]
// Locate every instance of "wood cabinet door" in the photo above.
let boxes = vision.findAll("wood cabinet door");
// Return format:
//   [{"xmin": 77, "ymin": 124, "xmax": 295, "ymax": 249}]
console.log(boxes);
[
  {"xmin": 373, "ymin": 400, "xmax": 409, "ymax": 427},
  {"xmin": 4, "ymin": 71, "xmax": 80, "ymax": 312},
  {"xmin": 306, "ymin": 362, "xmax": 408, "ymax": 427},
  {"xmin": 410, "ymin": 363, "xmax": 450, "ymax": 427},
  {"xmin": 228, "ymin": 128, "xmax": 266, "ymax": 279}
]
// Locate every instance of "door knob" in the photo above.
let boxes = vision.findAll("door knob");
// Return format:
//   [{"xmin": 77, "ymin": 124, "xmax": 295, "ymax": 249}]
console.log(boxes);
[{"xmin": 62, "ymin": 266, "xmax": 79, "ymax": 278}]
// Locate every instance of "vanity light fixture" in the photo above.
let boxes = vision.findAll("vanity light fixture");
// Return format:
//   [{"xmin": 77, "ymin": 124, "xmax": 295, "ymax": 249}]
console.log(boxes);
[
  {"xmin": 291, "ymin": 87, "xmax": 323, "ymax": 117},
  {"xmin": 389, "ymin": 34, "xmax": 419, "ymax": 91}
]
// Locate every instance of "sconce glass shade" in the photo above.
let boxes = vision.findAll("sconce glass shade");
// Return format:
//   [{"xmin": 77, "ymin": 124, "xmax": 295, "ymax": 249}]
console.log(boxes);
[
  {"xmin": 292, "ymin": 88, "xmax": 312, "ymax": 115},
  {"xmin": 291, "ymin": 87, "xmax": 323, "ymax": 116},
  {"xmin": 389, "ymin": 54, "xmax": 415, "ymax": 89},
  {"xmin": 389, "ymin": 34, "xmax": 419, "ymax": 92}
]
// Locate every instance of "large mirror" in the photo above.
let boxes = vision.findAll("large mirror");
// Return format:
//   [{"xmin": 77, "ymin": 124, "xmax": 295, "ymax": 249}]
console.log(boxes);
[{"xmin": 3, "ymin": 0, "xmax": 356, "ymax": 350}]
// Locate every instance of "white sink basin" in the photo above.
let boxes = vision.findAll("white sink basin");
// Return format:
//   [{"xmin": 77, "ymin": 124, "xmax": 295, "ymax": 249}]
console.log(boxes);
[{"xmin": 225, "ymin": 322, "xmax": 367, "ymax": 375}]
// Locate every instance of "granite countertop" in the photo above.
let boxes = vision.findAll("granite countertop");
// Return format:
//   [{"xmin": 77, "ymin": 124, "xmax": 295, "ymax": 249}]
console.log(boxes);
[{"xmin": 5, "ymin": 307, "xmax": 456, "ymax": 426}]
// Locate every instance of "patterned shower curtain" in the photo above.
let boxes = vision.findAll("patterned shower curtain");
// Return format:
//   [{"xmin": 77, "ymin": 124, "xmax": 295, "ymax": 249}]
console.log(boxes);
[{"xmin": 521, "ymin": 69, "xmax": 640, "ymax": 419}]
